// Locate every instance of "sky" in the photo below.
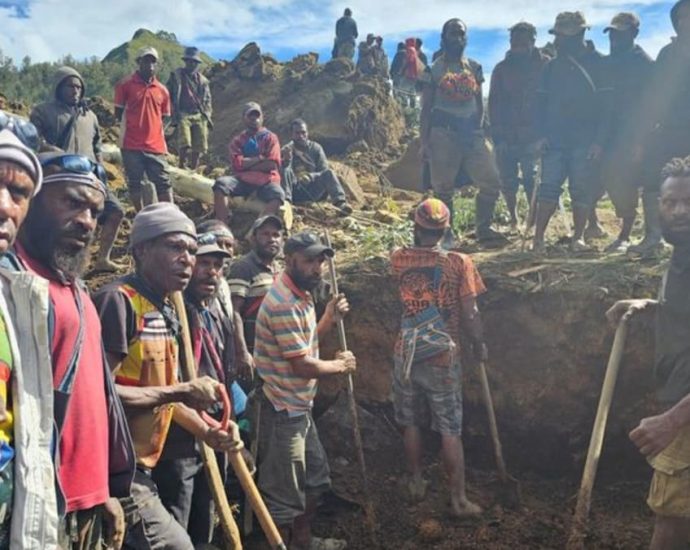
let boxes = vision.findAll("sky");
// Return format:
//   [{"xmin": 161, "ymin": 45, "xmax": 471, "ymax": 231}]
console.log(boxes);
[{"xmin": 0, "ymin": 0, "xmax": 679, "ymax": 76}]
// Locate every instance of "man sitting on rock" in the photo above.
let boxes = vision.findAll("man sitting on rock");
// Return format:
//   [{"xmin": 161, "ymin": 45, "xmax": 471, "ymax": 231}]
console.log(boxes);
[
  {"xmin": 281, "ymin": 119, "xmax": 353, "ymax": 215},
  {"xmin": 213, "ymin": 102, "xmax": 284, "ymax": 224}
]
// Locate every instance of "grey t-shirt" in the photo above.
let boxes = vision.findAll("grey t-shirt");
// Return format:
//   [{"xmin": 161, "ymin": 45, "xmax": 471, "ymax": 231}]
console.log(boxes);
[{"xmin": 423, "ymin": 55, "xmax": 483, "ymax": 119}]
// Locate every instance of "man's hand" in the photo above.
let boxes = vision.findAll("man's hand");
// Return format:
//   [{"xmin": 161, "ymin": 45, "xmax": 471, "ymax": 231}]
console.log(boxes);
[
  {"xmin": 203, "ymin": 421, "xmax": 244, "ymax": 453},
  {"xmin": 335, "ymin": 350, "xmax": 357, "ymax": 374},
  {"xmin": 605, "ymin": 299, "xmax": 656, "ymax": 326},
  {"xmin": 103, "ymin": 497, "xmax": 125, "ymax": 550},
  {"xmin": 237, "ymin": 351, "xmax": 255, "ymax": 381},
  {"xmin": 324, "ymin": 294, "xmax": 350, "ymax": 326},
  {"xmin": 587, "ymin": 143, "xmax": 603, "ymax": 161},
  {"xmin": 179, "ymin": 376, "xmax": 221, "ymax": 410},
  {"xmin": 630, "ymin": 413, "xmax": 679, "ymax": 458}
]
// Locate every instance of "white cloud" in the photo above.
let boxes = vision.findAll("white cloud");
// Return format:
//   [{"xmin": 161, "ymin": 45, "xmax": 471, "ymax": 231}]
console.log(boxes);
[{"xmin": 0, "ymin": 0, "xmax": 676, "ymax": 64}]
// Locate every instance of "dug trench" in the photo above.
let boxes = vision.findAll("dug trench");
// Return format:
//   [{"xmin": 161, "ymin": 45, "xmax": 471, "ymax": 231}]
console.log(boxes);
[{"xmin": 296, "ymin": 253, "xmax": 663, "ymax": 550}]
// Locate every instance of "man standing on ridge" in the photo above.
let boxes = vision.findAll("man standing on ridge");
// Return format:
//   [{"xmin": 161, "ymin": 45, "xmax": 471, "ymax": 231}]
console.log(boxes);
[{"xmin": 333, "ymin": 8, "xmax": 358, "ymax": 60}]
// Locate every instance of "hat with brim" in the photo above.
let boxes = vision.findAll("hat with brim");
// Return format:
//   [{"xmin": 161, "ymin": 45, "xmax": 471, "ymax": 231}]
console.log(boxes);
[
  {"xmin": 182, "ymin": 47, "xmax": 203, "ymax": 63},
  {"xmin": 136, "ymin": 46, "xmax": 159, "ymax": 61},
  {"xmin": 197, "ymin": 242, "xmax": 232, "ymax": 258},
  {"xmin": 549, "ymin": 11, "xmax": 590, "ymax": 35},
  {"xmin": 284, "ymin": 231, "xmax": 334, "ymax": 258},
  {"xmin": 604, "ymin": 12, "xmax": 640, "ymax": 33}
]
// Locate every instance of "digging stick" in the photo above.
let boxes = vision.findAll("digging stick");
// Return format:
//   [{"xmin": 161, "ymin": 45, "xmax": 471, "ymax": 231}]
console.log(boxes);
[
  {"xmin": 172, "ymin": 292, "xmax": 287, "ymax": 550},
  {"xmin": 323, "ymin": 232, "xmax": 378, "ymax": 542},
  {"xmin": 566, "ymin": 318, "xmax": 630, "ymax": 550},
  {"xmin": 478, "ymin": 361, "xmax": 521, "ymax": 504}
]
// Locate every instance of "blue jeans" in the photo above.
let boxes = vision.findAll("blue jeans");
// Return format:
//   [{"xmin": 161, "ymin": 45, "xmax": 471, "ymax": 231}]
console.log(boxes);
[{"xmin": 538, "ymin": 146, "xmax": 598, "ymax": 208}]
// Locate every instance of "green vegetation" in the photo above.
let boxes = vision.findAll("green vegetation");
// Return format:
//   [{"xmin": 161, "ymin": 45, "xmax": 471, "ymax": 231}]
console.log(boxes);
[{"xmin": 0, "ymin": 29, "xmax": 214, "ymax": 105}]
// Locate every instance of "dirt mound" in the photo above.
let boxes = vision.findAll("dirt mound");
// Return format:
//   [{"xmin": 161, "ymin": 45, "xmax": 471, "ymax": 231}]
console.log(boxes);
[{"xmin": 207, "ymin": 43, "xmax": 405, "ymax": 160}]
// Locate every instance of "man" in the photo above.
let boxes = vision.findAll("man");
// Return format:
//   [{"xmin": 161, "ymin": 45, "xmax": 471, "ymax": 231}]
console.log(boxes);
[
  {"xmin": 31, "ymin": 66, "xmax": 124, "ymax": 272},
  {"xmin": 94, "ymin": 203, "xmax": 242, "ymax": 549},
  {"xmin": 254, "ymin": 231, "xmax": 355, "ymax": 550},
  {"xmin": 373, "ymin": 36, "xmax": 389, "ymax": 79},
  {"xmin": 14, "ymin": 152, "xmax": 136, "ymax": 549},
  {"xmin": 629, "ymin": 0, "xmax": 690, "ymax": 255},
  {"xmin": 532, "ymin": 12, "xmax": 612, "ymax": 252},
  {"xmin": 282, "ymin": 119, "xmax": 353, "ymax": 215},
  {"xmin": 213, "ymin": 102, "xmax": 284, "ymax": 223},
  {"xmin": 152, "ymin": 229, "xmax": 240, "ymax": 546},
  {"xmin": 333, "ymin": 8, "xmax": 358, "ymax": 60},
  {"xmin": 167, "ymin": 47, "xmax": 212, "ymax": 171},
  {"xmin": 390, "ymin": 198, "xmax": 484, "ymax": 518},
  {"xmin": 416, "ymin": 39, "xmax": 429, "ymax": 68},
  {"xmin": 392, "ymin": 39, "xmax": 424, "ymax": 109},
  {"xmin": 357, "ymin": 34, "xmax": 378, "ymax": 76},
  {"xmin": 115, "ymin": 46, "xmax": 173, "ymax": 211},
  {"xmin": 598, "ymin": 13, "xmax": 654, "ymax": 252},
  {"xmin": 489, "ymin": 22, "xmax": 548, "ymax": 227},
  {"xmin": 420, "ymin": 18, "xmax": 505, "ymax": 247},
  {"xmin": 0, "ymin": 128, "xmax": 59, "ymax": 549},
  {"xmin": 227, "ymin": 215, "xmax": 283, "ymax": 385},
  {"xmin": 607, "ymin": 156, "xmax": 690, "ymax": 549}
]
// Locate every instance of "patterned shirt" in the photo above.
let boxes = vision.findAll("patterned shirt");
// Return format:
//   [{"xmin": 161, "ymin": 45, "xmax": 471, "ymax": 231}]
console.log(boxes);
[
  {"xmin": 94, "ymin": 280, "xmax": 179, "ymax": 468},
  {"xmin": 254, "ymin": 272, "xmax": 319, "ymax": 412},
  {"xmin": 0, "ymin": 309, "xmax": 14, "ymax": 468}
]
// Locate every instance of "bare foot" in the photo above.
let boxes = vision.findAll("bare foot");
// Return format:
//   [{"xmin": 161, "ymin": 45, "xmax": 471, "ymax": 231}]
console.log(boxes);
[{"xmin": 449, "ymin": 497, "xmax": 482, "ymax": 518}]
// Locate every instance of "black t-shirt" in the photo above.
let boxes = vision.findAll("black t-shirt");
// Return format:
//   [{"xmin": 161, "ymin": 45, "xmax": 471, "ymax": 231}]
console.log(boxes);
[{"xmin": 655, "ymin": 248, "xmax": 690, "ymax": 405}]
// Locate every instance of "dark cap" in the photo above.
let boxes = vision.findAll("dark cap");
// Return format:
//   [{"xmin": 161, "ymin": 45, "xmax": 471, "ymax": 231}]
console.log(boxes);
[
  {"xmin": 604, "ymin": 12, "xmax": 640, "ymax": 33},
  {"xmin": 182, "ymin": 46, "xmax": 203, "ymax": 63},
  {"xmin": 250, "ymin": 214, "xmax": 284, "ymax": 235},
  {"xmin": 510, "ymin": 21, "xmax": 537, "ymax": 36},
  {"xmin": 284, "ymin": 231, "xmax": 334, "ymax": 258},
  {"xmin": 196, "ymin": 232, "xmax": 232, "ymax": 258},
  {"xmin": 549, "ymin": 11, "xmax": 589, "ymax": 36}
]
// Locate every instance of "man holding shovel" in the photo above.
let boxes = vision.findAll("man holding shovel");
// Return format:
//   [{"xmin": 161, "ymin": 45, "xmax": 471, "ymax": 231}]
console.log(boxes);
[
  {"xmin": 253, "ymin": 231, "xmax": 354, "ymax": 550},
  {"xmin": 390, "ymin": 198, "xmax": 485, "ymax": 517},
  {"xmin": 607, "ymin": 156, "xmax": 690, "ymax": 549}
]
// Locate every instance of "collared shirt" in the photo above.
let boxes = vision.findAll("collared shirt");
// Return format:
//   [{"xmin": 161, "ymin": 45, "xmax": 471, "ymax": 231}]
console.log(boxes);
[
  {"xmin": 16, "ymin": 244, "xmax": 110, "ymax": 513},
  {"xmin": 227, "ymin": 251, "xmax": 277, "ymax": 352},
  {"xmin": 254, "ymin": 272, "xmax": 319, "ymax": 412},
  {"xmin": 114, "ymin": 72, "xmax": 171, "ymax": 154},
  {"xmin": 228, "ymin": 128, "xmax": 281, "ymax": 186},
  {"xmin": 655, "ymin": 246, "xmax": 690, "ymax": 406},
  {"xmin": 94, "ymin": 278, "xmax": 178, "ymax": 468}
]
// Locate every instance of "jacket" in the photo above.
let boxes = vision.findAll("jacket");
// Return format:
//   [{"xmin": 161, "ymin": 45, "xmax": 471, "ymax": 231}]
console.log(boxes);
[
  {"xmin": 167, "ymin": 68, "xmax": 212, "ymax": 119},
  {"xmin": 489, "ymin": 48, "xmax": 549, "ymax": 145},
  {"xmin": 0, "ymin": 268, "xmax": 58, "ymax": 549},
  {"xmin": 29, "ymin": 67, "xmax": 102, "ymax": 162},
  {"xmin": 335, "ymin": 15, "xmax": 358, "ymax": 43}
]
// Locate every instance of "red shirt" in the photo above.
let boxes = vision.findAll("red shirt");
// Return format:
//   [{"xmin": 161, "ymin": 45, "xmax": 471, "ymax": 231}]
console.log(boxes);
[
  {"xmin": 17, "ymin": 244, "xmax": 110, "ymax": 513},
  {"xmin": 229, "ymin": 128, "xmax": 281, "ymax": 186},
  {"xmin": 114, "ymin": 72, "xmax": 171, "ymax": 154}
]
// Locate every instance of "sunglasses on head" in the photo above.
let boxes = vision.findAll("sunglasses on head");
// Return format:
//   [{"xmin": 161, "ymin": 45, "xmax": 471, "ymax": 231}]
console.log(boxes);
[
  {"xmin": 0, "ymin": 110, "xmax": 39, "ymax": 151},
  {"xmin": 40, "ymin": 154, "xmax": 108, "ymax": 185},
  {"xmin": 197, "ymin": 232, "xmax": 218, "ymax": 245}
]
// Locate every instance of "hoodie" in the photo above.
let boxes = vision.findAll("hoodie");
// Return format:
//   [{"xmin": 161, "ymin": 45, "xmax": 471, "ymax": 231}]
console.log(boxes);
[{"xmin": 29, "ymin": 66, "xmax": 102, "ymax": 161}]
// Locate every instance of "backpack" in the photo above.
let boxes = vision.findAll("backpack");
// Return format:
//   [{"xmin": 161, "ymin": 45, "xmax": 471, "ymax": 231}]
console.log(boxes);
[{"xmin": 398, "ymin": 253, "xmax": 456, "ymax": 381}]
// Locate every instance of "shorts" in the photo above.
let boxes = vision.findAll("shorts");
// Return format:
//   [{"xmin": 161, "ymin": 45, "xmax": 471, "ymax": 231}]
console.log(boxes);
[
  {"xmin": 392, "ymin": 357, "xmax": 463, "ymax": 436},
  {"xmin": 99, "ymin": 186, "xmax": 125, "ymax": 224},
  {"xmin": 429, "ymin": 126, "xmax": 501, "ymax": 201},
  {"xmin": 121, "ymin": 149, "xmax": 171, "ymax": 195},
  {"xmin": 121, "ymin": 469, "xmax": 193, "ymax": 550},
  {"xmin": 538, "ymin": 145, "xmax": 598, "ymax": 208},
  {"xmin": 647, "ymin": 426, "xmax": 690, "ymax": 518},
  {"xmin": 600, "ymin": 146, "xmax": 640, "ymax": 219},
  {"xmin": 257, "ymin": 394, "xmax": 331, "ymax": 526},
  {"xmin": 213, "ymin": 175, "xmax": 285, "ymax": 204},
  {"xmin": 177, "ymin": 113, "xmax": 208, "ymax": 154}
]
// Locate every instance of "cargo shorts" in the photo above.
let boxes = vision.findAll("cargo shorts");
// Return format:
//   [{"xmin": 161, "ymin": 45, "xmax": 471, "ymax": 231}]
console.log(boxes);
[
  {"xmin": 647, "ymin": 426, "xmax": 690, "ymax": 518},
  {"xmin": 177, "ymin": 113, "xmax": 208, "ymax": 154},
  {"xmin": 121, "ymin": 149, "xmax": 171, "ymax": 196},
  {"xmin": 392, "ymin": 356, "xmax": 463, "ymax": 437}
]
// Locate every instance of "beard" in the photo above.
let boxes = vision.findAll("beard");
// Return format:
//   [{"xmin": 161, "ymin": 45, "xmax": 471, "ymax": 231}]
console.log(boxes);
[
  {"xmin": 662, "ymin": 224, "xmax": 690, "ymax": 246},
  {"xmin": 443, "ymin": 38, "xmax": 466, "ymax": 58},
  {"xmin": 291, "ymin": 269, "xmax": 322, "ymax": 291}
]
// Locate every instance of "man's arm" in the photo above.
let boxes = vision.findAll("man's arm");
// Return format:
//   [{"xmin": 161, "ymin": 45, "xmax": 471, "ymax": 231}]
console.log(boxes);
[
  {"xmin": 316, "ymin": 294, "xmax": 349, "ymax": 339},
  {"xmin": 488, "ymin": 67, "xmax": 503, "ymax": 143},
  {"xmin": 173, "ymin": 403, "xmax": 242, "ymax": 452},
  {"xmin": 231, "ymin": 296, "xmax": 254, "ymax": 377},
  {"xmin": 419, "ymin": 81, "xmax": 434, "ymax": 158},
  {"xmin": 288, "ymin": 351, "xmax": 355, "ymax": 379},
  {"xmin": 314, "ymin": 143, "xmax": 329, "ymax": 173},
  {"xmin": 630, "ymin": 396, "xmax": 690, "ymax": 457},
  {"xmin": 459, "ymin": 294, "xmax": 487, "ymax": 361}
]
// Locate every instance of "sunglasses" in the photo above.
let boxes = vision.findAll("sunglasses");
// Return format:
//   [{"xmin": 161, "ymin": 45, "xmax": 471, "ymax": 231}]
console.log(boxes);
[
  {"xmin": 0, "ymin": 110, "xmax": 39, "ymax": 151},
  {"xmin": 40, "ymin": 154, "xmax": 108, "ymax": 185},
  {"xmin": 197, "ymin": 232, "xmax": 218, "ymax": 245}
]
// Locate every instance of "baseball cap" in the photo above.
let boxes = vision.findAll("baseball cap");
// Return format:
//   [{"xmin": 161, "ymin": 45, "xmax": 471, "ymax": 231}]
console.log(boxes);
[
  {"xmin": 604, "ymin": 12, "xmax": 640, "ymax": 33},
  {"xmin": 136, "ymin": 46, "xmax": 159, "ymax": 61},
  {"xmin": 549, "ymin": 12, "xmax": 590, "ymax": 36},
  {"xmin": 196, "ymin": 232, "xmax": 232, "ymax": 258},
  {"xmin": 414, "ymin": 198, "xmax": 450, "ymax": 230},
  {"xmin": 284, "ymin": 231, "xmax": 334, "ymax": 258},
  {"xmin": 250, "ymin": 214, "xmax": 284, "ymax": 235},
  {"xmin": 243, "ymin": 102, "xmax": 262, "ymax": 116}
]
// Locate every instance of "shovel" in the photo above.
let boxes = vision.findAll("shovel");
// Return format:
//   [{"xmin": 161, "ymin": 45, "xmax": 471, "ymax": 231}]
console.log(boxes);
[
  {"xmin": 566, "ymin": 318, "xmax": 629, "ymax": 550},
  {"xmin": 478, "ymin": 360, "xmax": 521, "ymax": 507}
]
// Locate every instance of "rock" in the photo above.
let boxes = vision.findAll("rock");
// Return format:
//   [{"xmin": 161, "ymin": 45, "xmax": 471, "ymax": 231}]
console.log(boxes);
[
  {"xmin": 330, "ymin": 160, "xmax": 364, "ymax": 204},
  {"xmin": 231, "ymin": 42, "xmax": 264, "ymax": 80},
  {"xmin": 345, "ymin": 140, "xmax": 369, "ymax": 154},
  {"xmin": 417, "ymin": 519, "xmax": 443, "ymax": 542},
  {"xmin": 374, "ymin": 209, "xmax": 403, "ymax": 224},
  {"xmin": 383, "ymin": 137, "xmax": 423, "ymax": 192}
]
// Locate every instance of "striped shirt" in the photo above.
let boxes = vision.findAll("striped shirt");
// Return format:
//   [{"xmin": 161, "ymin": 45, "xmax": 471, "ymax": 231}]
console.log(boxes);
[{"xmin": 254, "ymin": 271, "xmax": 319, "ymax": 412}]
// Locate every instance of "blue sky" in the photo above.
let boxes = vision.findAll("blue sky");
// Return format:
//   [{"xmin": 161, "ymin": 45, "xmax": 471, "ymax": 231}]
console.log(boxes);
[{"xmin": 0, "ymin": 0, "xmax": 678, "ymax": 76}]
